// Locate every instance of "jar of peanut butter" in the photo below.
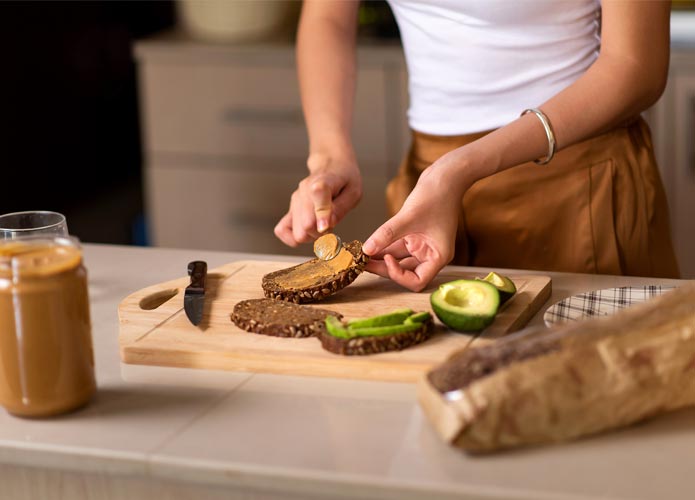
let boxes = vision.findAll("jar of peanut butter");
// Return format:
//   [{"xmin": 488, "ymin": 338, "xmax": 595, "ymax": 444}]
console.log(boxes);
[{"xmin": 0, "ymin": 236, "xmax": 96, "ymax": 417}]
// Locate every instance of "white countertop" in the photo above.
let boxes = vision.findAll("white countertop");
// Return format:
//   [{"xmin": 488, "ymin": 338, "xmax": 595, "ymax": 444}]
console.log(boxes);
[{"xmin": 1, "ymin": 243, "xmax": 693, "ymax": 500}]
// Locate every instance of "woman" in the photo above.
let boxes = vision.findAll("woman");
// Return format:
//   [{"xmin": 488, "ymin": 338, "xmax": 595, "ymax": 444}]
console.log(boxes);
[{"xmin": 274, "ymin": 0, "xmax": 679, "ymax": 291}]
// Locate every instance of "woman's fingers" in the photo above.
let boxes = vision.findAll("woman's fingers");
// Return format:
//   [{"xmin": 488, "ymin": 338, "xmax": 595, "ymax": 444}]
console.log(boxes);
[
  {"xmin": 394, "ymin": 256, "xmax": 420, "ymax": 270},
  {"xmin": 363, "ymin": 217, "xmax": 407, "ymax": 256},
  {"xmin": 371, "ymin": 253, "xmax": 439, "ymax": 292},
  {"xmin": 274, "ymin": 212, "xmax": 297, "ymax": 247},
  {"xmin": 276, "ymin": 183, "xmax": 339, "ymax": 247},
  {"xmin": 292, "ymin": 205, "xmax": 321, "ymax": 244},
  {"xmin": 365, "ymin": 258, "xmax": 389, "ymax": 277},
  {"xmin": 275, "ymin": 208, "xmax": 317, "ymax": 247},
  {"xmin": 331, "ymin": 182, "xmax": 362, "ymax": 222},
  {"xmin": 383, "ymin": 254, "xmax": 439, "ymax": 292},
  {"xmin": 309, "ymin": 178, "xmax": 334, "ymax": 233},
  {"xmin": 365, "ymin": 253, "xmax": 416, "ymax": 275},
  {"xmin": 279, "ymin": 190, "xmax": 322, "ymax": 245},
  {"xmin": 369, "ymin": 239, "xmax": 409, "ymax": 259},
  {"xmin": 308, "ymin": 171, "xmax": 361, "ymax": 233},
  {"xmin": 275, "ymin": 156, "xmax": 362, "ymax": 249}
]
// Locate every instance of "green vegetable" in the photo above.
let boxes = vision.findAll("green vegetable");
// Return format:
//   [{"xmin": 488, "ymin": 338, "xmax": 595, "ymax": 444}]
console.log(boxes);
[
  {"xmin": 347, "ymin": 308, "xmax": 413, "ymax": 329},
  {"xmin": 325, "ymin": 310, "xmax": 431, "ymax": 339},
  {"xmin": 346, "ymin": 323, "xmax": 424, "ymax": 337},
  {"xmin": 404, "ymin": 311, "xmax": 432, "ymax": 325},
  {"xmin": 476, "ymin": 271, "xmax": 516, "ymax": 305},
  {"xmin": 430, "ymin": 279, "xmax": 500, "ymax": 332},
  {"xmin": 326, "ymin": 315, "xmax": 351, "ymax": 338}
]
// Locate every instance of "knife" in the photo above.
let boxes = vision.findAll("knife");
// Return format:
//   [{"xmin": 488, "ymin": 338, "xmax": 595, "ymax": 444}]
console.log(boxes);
[{"xmin": 184, "ymin": 260, "xmax": 207, "ymax": 326}]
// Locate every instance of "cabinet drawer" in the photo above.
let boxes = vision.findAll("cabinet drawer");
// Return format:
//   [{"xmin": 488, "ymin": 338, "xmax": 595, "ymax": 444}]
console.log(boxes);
[
  {"xmin": 146, "ymin": 162, "xmax": 389, "ymax": 254},
  {"xmin": 140, "ymin": 62, "xmax": 389, "ymax": 165}
]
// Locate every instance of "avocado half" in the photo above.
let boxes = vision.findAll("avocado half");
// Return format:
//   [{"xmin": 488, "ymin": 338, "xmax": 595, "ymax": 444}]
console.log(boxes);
[{"xmin": 430, "ymin": 279, "xmax": 500, "ymax": 332}]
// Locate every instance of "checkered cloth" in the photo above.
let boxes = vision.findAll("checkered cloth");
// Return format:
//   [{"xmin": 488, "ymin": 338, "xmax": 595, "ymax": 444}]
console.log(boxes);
[{"xmin": 544, "ymin": 285, "xmax": 678, "ymax": 325}]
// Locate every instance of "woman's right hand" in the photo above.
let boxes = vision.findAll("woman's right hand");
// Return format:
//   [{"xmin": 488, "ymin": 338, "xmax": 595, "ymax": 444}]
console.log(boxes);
[{"xmin": 274, "ymin": 152, "xmax": 362, "ymax": 247}]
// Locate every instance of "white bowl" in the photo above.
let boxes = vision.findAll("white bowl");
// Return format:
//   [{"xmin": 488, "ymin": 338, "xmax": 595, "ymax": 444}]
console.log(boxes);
[{"xmin": 177, "ymin": 0, "xmax": 299, "ymax": 43}]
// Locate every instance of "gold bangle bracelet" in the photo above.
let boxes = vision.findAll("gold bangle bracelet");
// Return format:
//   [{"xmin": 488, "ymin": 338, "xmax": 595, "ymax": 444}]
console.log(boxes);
[{"xmin": 521, "ymin": 108, "xmax": 556, "ymax": 165}]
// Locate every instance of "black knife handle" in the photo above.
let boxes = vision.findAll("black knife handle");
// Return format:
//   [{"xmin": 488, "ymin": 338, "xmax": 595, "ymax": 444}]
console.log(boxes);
[{"xmin": 187, "ymin": 261, "xmax": 207, "ymax": 290}]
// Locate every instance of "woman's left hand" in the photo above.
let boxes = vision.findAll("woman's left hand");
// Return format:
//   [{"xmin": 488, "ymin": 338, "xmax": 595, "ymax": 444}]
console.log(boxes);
[{"xmin": 363, "ymin": 154, "xmax": 473, "ymax": 292}]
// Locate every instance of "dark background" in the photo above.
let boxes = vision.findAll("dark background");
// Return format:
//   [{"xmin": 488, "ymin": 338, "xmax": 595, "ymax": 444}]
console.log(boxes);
[{"xmin": 0, "ymin": 0, "xmax": 175, "ymax": 245}]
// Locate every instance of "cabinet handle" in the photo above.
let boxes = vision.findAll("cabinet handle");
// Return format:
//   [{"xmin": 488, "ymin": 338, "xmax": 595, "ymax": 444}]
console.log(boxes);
[{"xmin": 222, "ymin": 107, "xmax": 304, "ymax": 126}]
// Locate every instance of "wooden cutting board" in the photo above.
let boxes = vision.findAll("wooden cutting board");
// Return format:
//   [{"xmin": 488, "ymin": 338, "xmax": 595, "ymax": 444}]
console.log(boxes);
[{"xmin": 118, "ymin": 260, "xmax": 551, "ymax": 382}]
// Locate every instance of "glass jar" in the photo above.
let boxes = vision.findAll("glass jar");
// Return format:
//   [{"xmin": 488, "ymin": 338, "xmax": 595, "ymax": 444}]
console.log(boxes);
[{"xmin": 0, "ymin": 236, "xmax": 96, "ymax": 417}]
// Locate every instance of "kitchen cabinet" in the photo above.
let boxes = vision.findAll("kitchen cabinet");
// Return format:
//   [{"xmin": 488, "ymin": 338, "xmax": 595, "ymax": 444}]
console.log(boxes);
[
  {"xmin": 135, "ymin": 33, "xmax": 408, "ymax": 256},
  {"xmin": 644, "ymin": 49, "xmax": 695, "ymax": 278}
]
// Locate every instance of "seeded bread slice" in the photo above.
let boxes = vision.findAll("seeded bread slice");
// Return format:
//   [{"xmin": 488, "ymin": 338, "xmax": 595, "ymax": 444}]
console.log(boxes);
[
  {"xmin": 231, "ymin": 298, "xmax": 342, "ymax": 338},
  {"xmin": 318, "ymin": 318, "xmax": 434, "ymax": 355},
  {"xmin": 262, "ymin": 240, "xmax": 369, "ymax": 304}
]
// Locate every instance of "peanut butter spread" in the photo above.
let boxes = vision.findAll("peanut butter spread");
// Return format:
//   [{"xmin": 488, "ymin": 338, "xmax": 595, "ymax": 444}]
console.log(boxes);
[{"xmin": 275, "ymin": 247, "xmax": 355, "ymax": 289}]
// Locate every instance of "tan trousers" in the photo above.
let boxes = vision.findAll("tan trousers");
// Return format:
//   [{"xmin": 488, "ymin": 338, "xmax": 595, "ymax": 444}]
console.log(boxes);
[{"xmin": 386, "ymin": 117, "xmax": 680, "ymax": 278}]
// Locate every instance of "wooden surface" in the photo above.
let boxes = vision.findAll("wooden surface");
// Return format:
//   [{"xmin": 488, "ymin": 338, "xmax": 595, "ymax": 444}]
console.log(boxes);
[{"xmin": 118, "ymin": 260, "xmax": 551, "ymax": 382}]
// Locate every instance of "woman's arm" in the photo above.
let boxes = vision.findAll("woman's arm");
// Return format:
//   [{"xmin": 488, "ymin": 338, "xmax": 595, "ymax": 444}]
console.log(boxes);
[
  {"xmin": 275, "ymin": 0, "xmax": 362, "ymax": 247},
  {"xmin": 462, "ymin": 0, "xmax": 671, "ymax": 182},
  {"xmin": 364, "ymin": 0, "xmax": 671, "ymax": 291}
]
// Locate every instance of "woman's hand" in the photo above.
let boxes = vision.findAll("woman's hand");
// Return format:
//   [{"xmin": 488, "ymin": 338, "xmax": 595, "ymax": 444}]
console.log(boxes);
[
  {"xmin": 278, "ymin": 0, "xmax": 361, "ymax": 247},
  {"xmin": 275, "ymin": 153, "xmax": 362, "ymax": 247},
  {"xmin": 363, "ymin": 154, "xmax": 473, "ymax": 291}
]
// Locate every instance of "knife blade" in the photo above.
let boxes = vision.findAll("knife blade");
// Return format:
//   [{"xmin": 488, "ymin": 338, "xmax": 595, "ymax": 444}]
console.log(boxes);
[{"xmin": 184, "ymin": 260, "xmax": 207, "ymax": 326}]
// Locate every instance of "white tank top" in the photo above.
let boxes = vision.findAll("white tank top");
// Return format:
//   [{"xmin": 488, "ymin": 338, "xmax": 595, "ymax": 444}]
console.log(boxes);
[{"xmin": 386, "ymin": 0, "xmax": 601, "ymax": 135}]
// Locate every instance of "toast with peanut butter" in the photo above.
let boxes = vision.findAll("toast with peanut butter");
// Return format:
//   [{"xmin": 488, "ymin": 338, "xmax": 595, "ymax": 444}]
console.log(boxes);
[{"xmin": 262, "ymin": 240, "xmax": 369, "ymax": 304}]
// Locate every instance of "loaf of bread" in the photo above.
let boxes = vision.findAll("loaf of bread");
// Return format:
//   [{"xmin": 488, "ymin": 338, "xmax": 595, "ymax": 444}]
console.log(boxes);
[{"xmin": 418, "ymin": 282, "xmax": 695, "ymax": 453}]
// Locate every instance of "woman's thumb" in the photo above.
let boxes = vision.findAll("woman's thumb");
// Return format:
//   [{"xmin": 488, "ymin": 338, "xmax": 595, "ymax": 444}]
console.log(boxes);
[
  {"xmin": 363, "ymin": 219, "xmax": 401, "ymax": 256},
  {"xmin": 310, "ymin": 178, "xmax": 336, "ymax": 232}
]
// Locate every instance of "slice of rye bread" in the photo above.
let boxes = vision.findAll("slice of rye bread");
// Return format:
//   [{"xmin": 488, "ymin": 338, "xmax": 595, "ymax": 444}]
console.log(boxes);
[
  {"xmin": 262, "ymin": 240, "xmax": 369, "ymax": 304},
  {"xmin": 317, "ymin": 318, "xmax": 435, "ymax": 355},
  {"xmin": 231, "ymin": 298, "xmax": 342, "ymax": 338}
]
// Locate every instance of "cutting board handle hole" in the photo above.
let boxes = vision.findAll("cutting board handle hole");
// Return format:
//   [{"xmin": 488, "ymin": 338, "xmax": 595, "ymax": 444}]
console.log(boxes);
[{"xmin": 139, "ymin": 289, "xmax": 179, "ymax": 310}]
